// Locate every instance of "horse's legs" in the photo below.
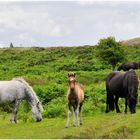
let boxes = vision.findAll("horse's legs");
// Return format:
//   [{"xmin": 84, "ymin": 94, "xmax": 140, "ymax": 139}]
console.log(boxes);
[
  {"xmin": 72, "ymin": 110, "xmax": 75, "ymax": 126},
  {"xmin": 65, "ymin": 103, "xmax": 72, "ymax": 128},
  {"xmin": 105, "ymin": 93, "xmax": 109, "ymax": 113},
  {"xmin": 125, "ymin": 97, "xmax": 128, "ymax": 113},
  {"xmin": 10, "ymin": 99, "xmax": 21, "ymax": 124},
  {"xmin": 79, "ymin": 102, "xmax": 83, "ymax": 125},
  {"xmin": 74, "ymin": 104, "xmax": 79, "ymax": 127},
  {"xmin": 114, "ymin": 96, "xmax": 121, "ymax": 113}
]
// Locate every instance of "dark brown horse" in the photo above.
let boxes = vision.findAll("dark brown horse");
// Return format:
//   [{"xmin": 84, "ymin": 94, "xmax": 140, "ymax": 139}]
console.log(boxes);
[
  {"xmin": 65, "ymin": 72, "xmax": 84, "ymax": 128},
  {"xmin": 105, "ymin": 70, "xmax": 139, "ymax": 114},
  {"xmin": 117, "ymin": 62, "xmax": 140, "ymax": 71}
]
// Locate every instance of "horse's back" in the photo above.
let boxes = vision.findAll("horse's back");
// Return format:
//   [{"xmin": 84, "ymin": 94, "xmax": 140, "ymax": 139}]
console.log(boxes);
[
  {"xmin": 106, "ymin": 71, "xmax": 125, "ymax": 97},
  {"xmin": 106, "ymin": 71, "xmax": 122, "ymax": 88},
  {"xmin": 118, "ymin": 62, "xmax": 140, "ymax": 71},
  {"xmin": 0, "ymin": 80, "xmax": 26, "ymax": 102}
]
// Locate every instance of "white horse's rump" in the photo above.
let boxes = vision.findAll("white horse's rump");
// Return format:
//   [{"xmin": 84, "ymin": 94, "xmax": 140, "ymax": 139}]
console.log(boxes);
[{"xmin": 0, "ymin": 78, "xmax": 43, "ymax": 123}]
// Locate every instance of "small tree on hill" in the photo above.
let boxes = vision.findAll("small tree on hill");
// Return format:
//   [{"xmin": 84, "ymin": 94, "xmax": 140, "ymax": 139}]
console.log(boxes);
[
  {"xmin": 10, "ymin": 42, "xmax": 14, "ymax": 48},
  {"xmin": 96, "ymin": 36, "xmax": 126, "ymax": 70}
]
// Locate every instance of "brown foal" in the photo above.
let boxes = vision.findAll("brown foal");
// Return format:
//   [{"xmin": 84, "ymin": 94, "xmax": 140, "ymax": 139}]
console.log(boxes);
[{"xmin": 66, "ymin": 72, "xmax": 84, "ymax": 128}]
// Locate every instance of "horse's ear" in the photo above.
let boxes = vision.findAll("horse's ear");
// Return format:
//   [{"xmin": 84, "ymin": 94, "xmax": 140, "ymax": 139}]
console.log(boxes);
[
  {"xmin": 74, "ymin": 73, "xmax": 76, "ymax": 77},
  {"xmin": 68, "ymin": 72, "xmax": 76, "ymax": 77}
]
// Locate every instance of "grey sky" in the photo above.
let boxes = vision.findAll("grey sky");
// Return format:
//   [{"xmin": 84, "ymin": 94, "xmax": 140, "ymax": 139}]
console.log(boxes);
[{"xmin": 0, "ymin": 1, "xmax": 140, "ymax": 47}]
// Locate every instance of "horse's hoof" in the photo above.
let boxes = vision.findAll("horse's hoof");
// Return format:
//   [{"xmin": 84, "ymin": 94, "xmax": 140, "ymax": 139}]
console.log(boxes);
[
  {"xmin": 65, "ymin": 126, "xmax": 68, "ymax": 128},
  {"xmin": 105, "ymin": 110, "xmax": 109, "ymax": 113},
  {"xmin": 80, "ymin": 122, "xmax": 82, "ymax": 125},
  {"xmin": 11, "ymin": 120, "xmax": 16, "ymax": 124}
]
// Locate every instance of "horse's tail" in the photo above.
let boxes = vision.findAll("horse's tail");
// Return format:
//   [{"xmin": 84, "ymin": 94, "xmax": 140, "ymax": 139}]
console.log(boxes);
[{"xmin": 12, "ymin": 78, "xmax": 43, "ymax": 112}]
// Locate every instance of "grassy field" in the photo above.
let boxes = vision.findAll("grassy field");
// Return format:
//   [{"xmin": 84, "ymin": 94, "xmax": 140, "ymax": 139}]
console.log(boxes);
[
  {"xmin": 0, "ymin": 45, "xmax": 140, "ymax": 138},
  {"xmin": 0, "ymin": 111, "xmax": 140, "ymax": 139}
]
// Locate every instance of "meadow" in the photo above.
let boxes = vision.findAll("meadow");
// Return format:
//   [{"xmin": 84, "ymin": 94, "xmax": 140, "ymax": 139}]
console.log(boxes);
[{"xmin": 0, "ymin": 45, "xmax": 140, "ymax": 138}]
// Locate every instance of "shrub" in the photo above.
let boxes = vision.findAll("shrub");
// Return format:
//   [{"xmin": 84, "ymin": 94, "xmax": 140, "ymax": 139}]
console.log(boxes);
[
  {"xmin": 34, "ymin": 84, "xmax": 67, "ymax": 104},
  {"xmin": 42, "ymin": 97, "xmax": 67, "ymax": 118}
]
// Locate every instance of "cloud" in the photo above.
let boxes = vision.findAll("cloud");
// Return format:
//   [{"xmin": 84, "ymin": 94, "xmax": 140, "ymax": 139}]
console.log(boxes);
[
  {"xmin": 76, "ymin": 1, "xmax": 98, "ymax": 5},
  {"xmin": 0, "ymin": 1, "xmax": 140, "ymax": 47},
  {"xmin": 0, "ymin": 2, "xmax": 72, "ymax": 46}
]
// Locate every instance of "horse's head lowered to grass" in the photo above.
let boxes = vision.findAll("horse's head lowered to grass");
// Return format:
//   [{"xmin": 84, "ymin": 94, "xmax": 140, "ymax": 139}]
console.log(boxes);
[
  {"xmin": 0, "ymin": 78, "xmax": 43, "ymax": 123},
  {"xmin": 31, "ymin": 101, "xmax": 43, "ymax": 122}
]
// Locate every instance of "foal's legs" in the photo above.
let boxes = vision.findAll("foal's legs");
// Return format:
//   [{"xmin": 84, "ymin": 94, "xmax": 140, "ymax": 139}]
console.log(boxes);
[
  {"xmin": 72, "ymin": 110, "xmax": 75, "ymax": 126},
  {"xmin": 79, "ymin": 102, "xmax": 83, "ymax": 125},
  {"xmin": 114, "ymin": 96, "xmax": 121, "ymax": 113},
  {"xmin": 74, "ymin": 104, "xmax": 79, "ymax": 127},
  {"xmin": 65, "ymin": 103, "xmax": 72, "ymax": 128},
  {"xmin": 10, "ymin": 99, "xmax": 21, "ymax": 124}
]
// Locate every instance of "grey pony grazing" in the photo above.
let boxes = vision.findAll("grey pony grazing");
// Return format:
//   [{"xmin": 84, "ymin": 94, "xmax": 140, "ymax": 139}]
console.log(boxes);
[
  {"xmin": 0, "ymin": 78, "xmax": 43, "ymax": 123},
  {"xmin": 66, "ymin": 72, "xmax": 84, "ymax": 128}
]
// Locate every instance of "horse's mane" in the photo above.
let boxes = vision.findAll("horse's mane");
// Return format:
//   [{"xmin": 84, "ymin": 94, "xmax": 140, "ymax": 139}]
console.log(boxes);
[
  {"xmin": 12, "ymin": 78, "xmax": 43, "ymax": 112},
  {"xmin": 125, "ymin": 70, "xmax": 139, "ymax": 85}
]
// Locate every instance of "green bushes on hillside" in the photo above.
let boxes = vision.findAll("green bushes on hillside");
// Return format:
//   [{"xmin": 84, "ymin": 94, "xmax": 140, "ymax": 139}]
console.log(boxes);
[{"xmin": 0, "ymin": 45, "xmax": 139, "ymax": 121}]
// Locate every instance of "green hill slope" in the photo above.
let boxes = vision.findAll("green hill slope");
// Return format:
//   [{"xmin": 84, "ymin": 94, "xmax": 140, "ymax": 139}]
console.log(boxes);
[{"xmin": 0, "ymin": 46, "xmax": 140, "ymax": 117}]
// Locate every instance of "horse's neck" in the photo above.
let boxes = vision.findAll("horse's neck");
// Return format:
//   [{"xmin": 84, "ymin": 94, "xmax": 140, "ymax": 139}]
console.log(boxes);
[
  {"xmin": 25, "ymin": 87, "xmax": 37, "ymax": 107},
  {"xmin": 70, "ymin": 89, "xmax": 76, "ymax": 95}
]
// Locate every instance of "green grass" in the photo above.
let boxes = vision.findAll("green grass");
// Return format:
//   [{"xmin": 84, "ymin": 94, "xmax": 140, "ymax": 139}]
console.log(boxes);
[{"xmin": 1, "ymin": 111, "xmax": 140, "ymax": 139}]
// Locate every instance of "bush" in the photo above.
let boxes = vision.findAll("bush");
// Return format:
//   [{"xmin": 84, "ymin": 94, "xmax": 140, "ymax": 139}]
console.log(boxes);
[
  {"xmin": 34, "ymin": 84, "xmax": 67, "ymax": 104},
  {"xmin": 42, "ymin": 97, "xmax": 67, "ymax": 118}
]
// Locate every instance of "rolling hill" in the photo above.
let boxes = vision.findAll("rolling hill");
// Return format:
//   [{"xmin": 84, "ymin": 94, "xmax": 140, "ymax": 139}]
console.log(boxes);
[{"xmin": 121, "ymin": 37, "xmax": 140, "ymax": 47}]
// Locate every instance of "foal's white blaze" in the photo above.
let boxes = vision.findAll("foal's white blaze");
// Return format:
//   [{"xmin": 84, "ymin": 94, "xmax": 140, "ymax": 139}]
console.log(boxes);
[{"xmin": 69, "ymin": 77, "xmax": 75, "ymax": 89}]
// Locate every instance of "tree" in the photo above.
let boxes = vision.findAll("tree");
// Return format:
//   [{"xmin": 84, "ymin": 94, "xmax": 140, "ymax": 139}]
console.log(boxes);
[
  {"xmin": 10, "ymin": 42, "xmax": 14, "ymax": 48},
  {"xmin": 96, "ymin": 36, "xmax": 126, "ymax": 70}
]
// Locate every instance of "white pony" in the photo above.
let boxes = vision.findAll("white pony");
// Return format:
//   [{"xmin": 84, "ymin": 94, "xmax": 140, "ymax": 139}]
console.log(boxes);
[{"xmin": 0, "ymin": 78, "xmax": 43, "ymax": 123}]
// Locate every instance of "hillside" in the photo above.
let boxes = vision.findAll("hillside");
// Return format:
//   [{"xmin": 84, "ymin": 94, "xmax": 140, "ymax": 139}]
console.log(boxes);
[
  {"xmin": 0, "ymin": 45, "xmax": 140, "ymax": 138},
  {"xmin": 121, "ymin": 37, "xmax": 140, "ymax": 47}
]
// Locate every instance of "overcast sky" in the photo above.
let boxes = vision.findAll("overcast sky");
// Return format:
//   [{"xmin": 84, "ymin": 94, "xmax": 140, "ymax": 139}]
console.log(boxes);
[{"xmin": 0, "ymin": 1, "xmax": 140, "ymax": 47}]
